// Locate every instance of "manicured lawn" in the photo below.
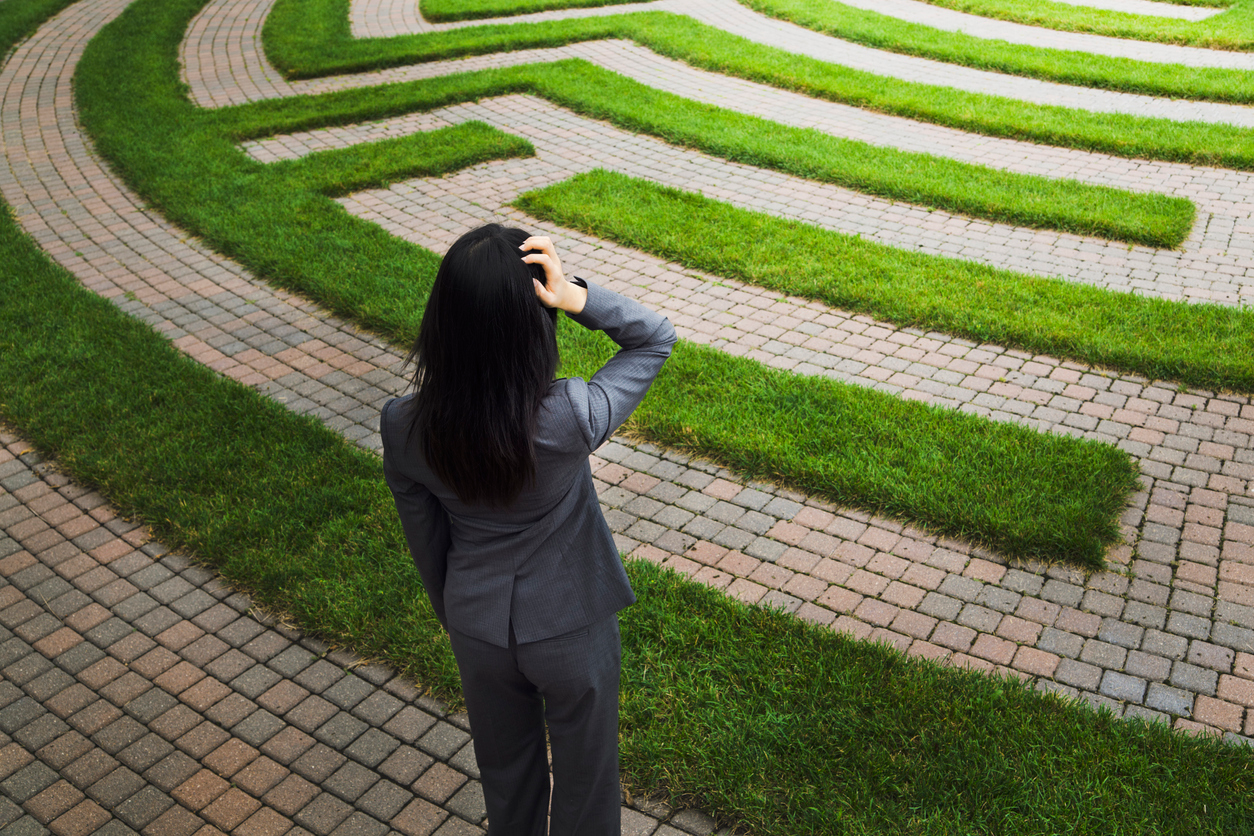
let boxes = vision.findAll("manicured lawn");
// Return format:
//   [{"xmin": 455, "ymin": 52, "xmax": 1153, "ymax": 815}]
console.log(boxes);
[
  {"xmin": 75, "ymin": 0, "xmax": 1144, "ymax": 565},
  {"xmin": 1, "ymin": 1, "xmax": 1251, "ymax": 833},
  {"xmin": 267, "ymin": 0, "xmax": 1254, "ymax": 169},
  {"xmin": 517, "ymin": 171, "xmax": 1254, "ymax": 394},
  {"xmin": 916, "ymin": 0, "xmax": 1254, "ymax": 50},
  {"xmin": 4, "ymin": 213, "xmax": 1251, "ymax": 834},
  {"xmin": 418, "ymin": 0, "xmax": 1254, "ymax": 102}
]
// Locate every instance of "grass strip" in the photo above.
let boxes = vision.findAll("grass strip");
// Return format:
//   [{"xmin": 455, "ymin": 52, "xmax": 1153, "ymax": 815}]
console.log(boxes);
[
  {"xmin": 422, "ymin": 0, "xmax": 1254, "ymax": 102},
  {"xmin": 516, "ymin": 171, "xmax": 1254, "ymax": 394},
  {"xmin": 0, "ymin": 206, "xmax": 1247, "ymax": 836},
  {"xmin": 5, "ymin": 1, "xmax": 1253, "ymax": 832},
  {"xmin": 265, "ymin": 0, "xmax": 1254, "ymax": 169},
  {"xmin": 915, "ymin": 0, "xmax": 1254, "ymax": 51},
  {"xmin": 242, "ymin": 62, "xmax": 1192, "ymax": 247},
  {"xmin": 0, "ymin": 221, "xmax": 461, "ymax": 700},
  {"xmin": 423, "ymin": 0, "xmax": 650, "ymax": 22},
  {"xmin": 273, "ymin": 122, "xmax": 535, "ymax": 195},
  {"xmin": 741, "ymin": 0, "xmax": 1254, "ymax": 102},
  {"xmin": 76, "ymin": 0, "xmax": 1140, "ymax": 564}
]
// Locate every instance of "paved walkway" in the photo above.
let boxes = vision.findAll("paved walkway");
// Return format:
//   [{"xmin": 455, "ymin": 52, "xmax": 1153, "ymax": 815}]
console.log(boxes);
[
  {"xmin": 2, "ymin": 1, "xmax": 1254, "ymax": 832},
  {"xmin": 837, "ymin": 0, "xmax": 1239, "ymax": 65},
  {"xmin": 194, "ymin": 1, "xmax": 1254, "ymax": 306},
  {"xmin": 0, "ymin": 430, "xmax": 723, "ymax": 836},
  {"xmin": 343, "ymin": 0, "xmax": 1254, "ymax": 126},
  {"xmin": 1046, "ymin": 0, "xmax": 1220, "ymax": 21}
]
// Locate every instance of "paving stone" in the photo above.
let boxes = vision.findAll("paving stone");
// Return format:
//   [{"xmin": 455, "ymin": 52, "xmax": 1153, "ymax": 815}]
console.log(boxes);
[
  {"xmin": 295, "ymin": 792, "xmax": 355, "ymax": 836},
  {"xmin": 416, "ymin": 723, "xmax": 470, "ymax": 761},
  {"xmin": 5, "ymin": 9, "xmax": 1254, "ymax": 833},
  {"xmin": 1170, "ymin": 661, "xmax": 1219, "ymax": 696},
  {"xmin": 1146, "ymin": 683, "xmax": 1196, "ymax": 716},
  {"xmin": 345, "ymin": 728, "xmax": 401, "ymax": 768},
  {"xmin": 1100, "ymin": 671, "xmax": 1147, "ymax": 704},
  {"xmin": 445, "ymin": 782, "xmax": 486, "ymax": 823}
]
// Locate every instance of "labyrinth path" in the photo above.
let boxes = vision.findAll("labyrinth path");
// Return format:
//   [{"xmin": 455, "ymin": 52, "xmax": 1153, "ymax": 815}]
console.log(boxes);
[{"xmin": 2, "ymin": 0, "xmax": 1254, "ymax": 831}]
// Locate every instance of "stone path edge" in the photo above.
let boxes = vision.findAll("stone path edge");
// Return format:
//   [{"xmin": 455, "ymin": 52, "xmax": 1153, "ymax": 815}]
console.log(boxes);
[
  {"xmin": 5, "ymin": 0, "xmax": 1254, "ymax": 752},
  {"xmin": 0, "ymin": 425, "xmax": 725, "ymax": 836}
]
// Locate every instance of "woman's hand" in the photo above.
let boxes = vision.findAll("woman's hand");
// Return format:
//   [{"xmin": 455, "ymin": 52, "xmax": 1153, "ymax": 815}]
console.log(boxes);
[{"xmin": 522, "ymin": 236, "xmax": 587, "ymax": 315}]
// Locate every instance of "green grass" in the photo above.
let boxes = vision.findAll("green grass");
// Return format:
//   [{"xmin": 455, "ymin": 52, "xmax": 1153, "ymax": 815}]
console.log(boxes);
[
  {"xmin": 265, "ymin": 0, "xmax": 1254, "ymax": 169},
  {"xmin": 517, "ymin": 170, "xmax": 1254, "ymax": 394},
  {"xmin": 740, "ymin": 0, "xmax": 1254, "ymax": 103},
  {"xmin": 250, "ymin": 59, "xmax": 1197, "ymax": 249},
  {"xmin": 76, "ymin": 0, "xmax": 1142, "ymax": 566},
  {"xmin": 4, "ymin": 204, "xmax": 1252, "ymax": 835},
  {"xmin": 423, "ymin": 0, "xmax": 649, "ymax": 21},
  {"xmin": 2, "ymin": 1, "xmax": 1253, "ymax": 832},
  {"xmin": 421, "ymin": 0, "xmax": 1254, "ymax": 56},
  {"xmin": 916, "ymin": 0, "xmax": 1254, "ymax": 51}
]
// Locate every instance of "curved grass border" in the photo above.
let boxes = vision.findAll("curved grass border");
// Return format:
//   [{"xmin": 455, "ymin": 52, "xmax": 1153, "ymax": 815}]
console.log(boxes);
[
  {"xmin": 516, "ymin": 170, "xmax": 1254, "ymax": 394},
  {"xmin": 74, "ymin": 0, "xmax": 1141, "ymax": 566},
  {"xmin": 913, "ymin": 0, "xmax": 1254, "ymax": 51},
  {"xmin": 422, "ymin": 0, "xmax": 651, "ymax": 21},
  {"xmin": 265, "ymin": 0, "xmax": 1254, "ymax": 169},
  {"xmin": 3, "ymin": 2, "xmax": 1252, "ymax": 831},
  {"xmin": 234, "ymin": 63, "xmax": 1194, "ymax": 248},
  {"xmin": 413, "ymin": 0, "xmax": 1254, "ymax": 103},
  {"xmin": 741, "ymin": 0, "xmax": 1254, "ymax": 103},
  {"xmin": 2, "ymin": 207, "xmax": 1250, "ymax": 835}
]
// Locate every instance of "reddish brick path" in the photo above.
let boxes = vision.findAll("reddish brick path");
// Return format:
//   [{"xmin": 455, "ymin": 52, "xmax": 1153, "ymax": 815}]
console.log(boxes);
[
  {"xmin": 0, "ymin": 430, "xmax": 725, "ymax": 835},
  {"xmin": 1, "ymin": 9, "xmax": 1253, "ymax": 835}
]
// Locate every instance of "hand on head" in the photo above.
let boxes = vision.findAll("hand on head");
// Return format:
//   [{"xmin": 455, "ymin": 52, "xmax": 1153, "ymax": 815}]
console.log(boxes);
[{"xmin": 522, "ymin": 236, "xmax": 587, "ymax": 315}]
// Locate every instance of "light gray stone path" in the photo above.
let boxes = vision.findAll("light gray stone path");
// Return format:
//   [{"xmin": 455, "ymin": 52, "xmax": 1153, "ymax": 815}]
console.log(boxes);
[
  {"xmin": 246, "ymin": 92, "xmax": 1254, "ymax": 307},
  {"xmin": 1046, "ymin": 0, "xmax": 1220, "ymax": 20},
  {"xmin": 6, "ymin": 0, "xmax": 1254, "ymax": 747},
  {"xmin": 185, "ymin": 0, "xmax": 1254, "ymax": 127},
  {"xmin": 192, "ymin": 2, "xmax": 1254, "ymax": 307},
  {"xmin": 337, "ymin": 0, "xmax": 1254, "ymax": 126},
  {"xmin": 0, "ymin": 429, "xmax": 723, "ymax": 836},
  {"xmin": 839, "ymin": 0, "xmax": 1242, "ymax": 64}
]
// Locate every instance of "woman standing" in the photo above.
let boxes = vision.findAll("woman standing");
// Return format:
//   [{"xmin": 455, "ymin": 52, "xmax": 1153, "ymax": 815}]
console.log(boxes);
[{"xmin": 380, "ymin": 223, "xmax": 676, "ymax": 835}]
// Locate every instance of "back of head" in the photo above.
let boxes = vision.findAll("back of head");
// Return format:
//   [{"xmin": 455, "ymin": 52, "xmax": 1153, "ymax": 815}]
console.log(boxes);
[{"xmin": 407, "ymin": 223, "xmax": 559, "ymax": 506}]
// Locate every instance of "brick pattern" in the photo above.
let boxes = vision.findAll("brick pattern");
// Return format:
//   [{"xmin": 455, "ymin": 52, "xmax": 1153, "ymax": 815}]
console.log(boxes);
[
  {"xmin": 330, "ymin": 0, "xmax": 1254, "ymax": 127},
  {"xmin": 0, "ymin": 433, "xmax": 727, "ymax": 834},
  {"xmin": 2, "ymin": 0, "xmax": 1253, "ymax": 758},
  {"xmin": 199, "ymin": 5, "xmax": 1254, "ymax": 308},
  {"xmin": 839, "ymin": 0, "xmax": 1233, "ymax": 59}
]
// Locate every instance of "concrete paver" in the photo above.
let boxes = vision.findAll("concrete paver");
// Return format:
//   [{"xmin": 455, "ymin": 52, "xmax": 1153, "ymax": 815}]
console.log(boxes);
[
  {"xmin": 839, "ymin": 0, "xmax": 1239, "ymax": 64},
  {"xmin": 2, "ymin": 7, "xmax": 1254, "ymax": 836},
  {"xmin": 343, "ymin": 0, "xmax": 1254, "ymax": 124},
  {"xmin": 0, "ymin": 432, "xmax": 720, "ymax": 834}
]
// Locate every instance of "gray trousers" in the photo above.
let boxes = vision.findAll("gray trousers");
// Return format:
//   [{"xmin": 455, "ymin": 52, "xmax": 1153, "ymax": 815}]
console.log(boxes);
[{"xmin": 447, "ymin": 613, "xmax": 622, "ymax": 836}]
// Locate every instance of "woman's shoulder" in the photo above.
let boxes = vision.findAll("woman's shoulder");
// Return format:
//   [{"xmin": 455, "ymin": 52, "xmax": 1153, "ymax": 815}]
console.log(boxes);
[
  {"xmin": 539, "ymin": 377, "xmax": 596, "ymax": 452},
  {"xmin": 380, "ymin": 394, "xmax": 417, "ymax": 449}
]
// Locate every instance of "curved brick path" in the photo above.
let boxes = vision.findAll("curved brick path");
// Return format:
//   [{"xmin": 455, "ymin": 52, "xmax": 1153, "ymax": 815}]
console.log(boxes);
[
  {"xmin": 838, "ymin": 0, "xmax": 1244, "ymax": 66},
  {"xmin": 0, "ymin": 429, "xmax": 727, "ymax": 835},
  {"xmin": 3, "ymin": 8, "xmax": 1254, "ymax": 834},
  {"xmin": 194, "ymin": 2, "xmax": 1254, "ymax": 306},
  {"xmin": 339, "ymin": 0, "xmax": 1254, "ymax": 127},
  {"xmin": 1045, "ymin": 0, "xmax": 1219, "ymax": 20}
]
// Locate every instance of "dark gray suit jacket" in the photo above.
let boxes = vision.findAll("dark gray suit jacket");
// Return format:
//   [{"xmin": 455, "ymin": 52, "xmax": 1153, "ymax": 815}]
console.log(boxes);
[{"xmin": 381, "ymin": 279, "xmax": 677, "ymax": 648}]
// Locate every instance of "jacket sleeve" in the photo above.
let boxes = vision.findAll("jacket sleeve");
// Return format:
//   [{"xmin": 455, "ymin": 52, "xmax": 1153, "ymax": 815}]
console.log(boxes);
[
  {"xmin": 565, "ymin": 279, "xmax": 678, "ymax": 451},
  {"xmin": 380, "ymin": 399, "xmax": 451, "ymax": 629}
]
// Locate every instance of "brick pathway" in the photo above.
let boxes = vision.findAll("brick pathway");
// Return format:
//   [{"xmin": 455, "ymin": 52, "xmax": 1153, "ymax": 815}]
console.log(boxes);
[
  {"xmin": 0, "ymin": 430, "xmax": 727, "ymax": 836},
  {"xmin": 2, "ymin": 6, "xmax": 1254, "ymax": 835},
  {"xmin": 1037, "ymin": 0, "xmax": 1219, "ymax": 21},
  {"xmin": 338, "ymin": 0, "xmax": 1254, "ymax": 125},
  {"xmin": 840, "ymin": 0, "xmax": 1239, "ymax": 63}
]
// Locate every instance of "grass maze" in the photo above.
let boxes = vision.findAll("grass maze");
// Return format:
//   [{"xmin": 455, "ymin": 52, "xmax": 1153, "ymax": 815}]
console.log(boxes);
[{"xmin": 2, "ymin": 0, "xmax": 1254, "ymax": 831}]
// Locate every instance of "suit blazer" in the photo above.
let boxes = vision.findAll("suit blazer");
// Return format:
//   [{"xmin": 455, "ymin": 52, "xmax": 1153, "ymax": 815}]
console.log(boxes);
[{"xmin": 381, "ymin": 279, "xmax": 677, "ymax": 648}]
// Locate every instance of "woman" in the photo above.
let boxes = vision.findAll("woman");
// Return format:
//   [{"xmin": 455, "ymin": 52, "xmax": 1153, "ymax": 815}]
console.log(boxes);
[{"xmin": 380, "ymin": 223, "xmax": 676, "ymax": 835}]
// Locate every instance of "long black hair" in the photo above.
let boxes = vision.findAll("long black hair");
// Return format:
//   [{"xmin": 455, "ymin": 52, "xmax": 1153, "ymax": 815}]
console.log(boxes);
[{"xmin": 406, "ymin": 223, "xmax": 560, "ymax": 506}]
